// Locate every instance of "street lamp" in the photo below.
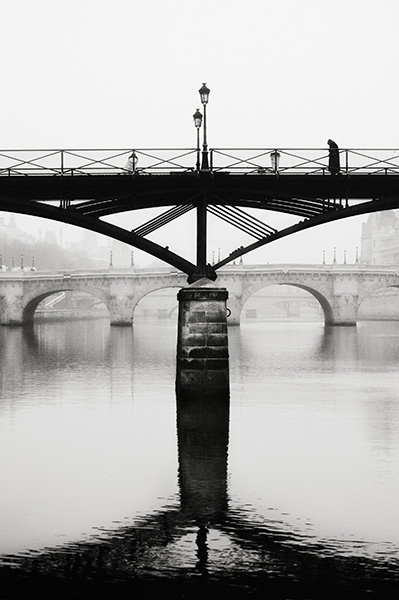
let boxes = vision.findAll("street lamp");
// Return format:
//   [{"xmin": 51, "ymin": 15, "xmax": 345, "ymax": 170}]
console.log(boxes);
[
  {"xmin": 125, "ymin": 151, "xmax": 138, "ymax": 173},
  {"xmin": 198, "ymin": 83, "xmax": 210, "ymax": 170},
  {"xmin": 270, "ymin": 149, "xmax": 281, "ymax": 173},
  {"xmin": 193, "ymin": 108, "xmax": 202, "ymax": 172}
]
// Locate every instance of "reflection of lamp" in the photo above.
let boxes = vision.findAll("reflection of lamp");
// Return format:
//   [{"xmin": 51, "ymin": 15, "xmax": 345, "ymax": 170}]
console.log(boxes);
[
  {"xmin": 198, "ymin": 83, "xmax": 210, "ymax": 170},
  {"xmin": 270, "ymin": 149, "xmax": 280, "ymax": 173},
  {"xmin": 193, "ymin": 109, "xmax": 203, "ymax": 172}
]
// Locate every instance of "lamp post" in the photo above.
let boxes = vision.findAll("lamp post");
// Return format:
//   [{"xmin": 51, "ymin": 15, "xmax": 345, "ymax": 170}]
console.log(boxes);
[
  {"xmin": 270, "ymin": 149, "xmax": 280, "ymax": 173},
  {"xmin": 193, "ymin": 108, "xmax": 202, "ymax": 172},
  {"xmin": 199, "ymin": 83, "xmax": 210, "ymax": 170}
]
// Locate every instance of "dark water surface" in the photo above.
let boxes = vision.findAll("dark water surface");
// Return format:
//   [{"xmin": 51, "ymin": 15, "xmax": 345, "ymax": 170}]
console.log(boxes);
[{"xmin": 1, "ymin": 318, "xmax": 399, "ymax": 598}]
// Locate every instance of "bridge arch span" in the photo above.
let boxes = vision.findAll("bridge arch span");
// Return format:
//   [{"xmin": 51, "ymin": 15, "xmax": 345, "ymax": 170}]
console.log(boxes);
[
  {"xmin": 2, "ymin": 266, "xmax": 398, "ymax": 327},
  {"xmin": 286, "ymin": 284, "xmax": 334, "ymax": 324},
  {"xmin": 224, "ymin": 275, "xmax": 335, "ymax": 326},
  {"xmin": 21, "ymin": 284, "xmax": 111, "ymax": 324},
  {"xmin": 131, "ymin": 282, "xmax": 183, "ymax": 319},
  {"xmin": 357, "ymin": 280, "xmax": 399, "ymax": 305},
  {"xmin": 358, "ymin": 282, "xmax": 399, "ymax": 321},
  {"xmin": 22, "ymin": 291, "xmax": 70, "ymax": 322}
]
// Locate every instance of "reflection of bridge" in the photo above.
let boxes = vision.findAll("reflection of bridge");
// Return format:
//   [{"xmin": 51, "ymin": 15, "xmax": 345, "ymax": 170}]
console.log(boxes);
[
  {"xmin": 2, "ymin": 263, "xmax": 399, "ymax": 326},
  {"xmin": 2, "ymin": 147, "xmax": 399, "ymax": 282},
  {"xmin": 2, "ymin": 389, "xmax": 397, "ymax": 598}
]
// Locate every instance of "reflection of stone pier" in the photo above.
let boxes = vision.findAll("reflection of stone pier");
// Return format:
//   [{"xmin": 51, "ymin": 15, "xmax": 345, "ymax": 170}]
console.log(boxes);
[{"xmin": 176, "ymin": 392, "xmax": 229, "ymax": 522}]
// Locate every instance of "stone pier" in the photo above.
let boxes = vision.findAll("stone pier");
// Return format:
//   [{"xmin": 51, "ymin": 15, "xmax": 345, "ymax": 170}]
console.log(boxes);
[{"xmin": 176, "ymin": 278, "xmax": 229, "ymax": 398}]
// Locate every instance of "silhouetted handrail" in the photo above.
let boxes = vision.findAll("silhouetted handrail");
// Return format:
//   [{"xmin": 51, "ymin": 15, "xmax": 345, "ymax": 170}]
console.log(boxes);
[{"xmin": 1, "ymin": 148, "xmax": 399, "ymax": 176}]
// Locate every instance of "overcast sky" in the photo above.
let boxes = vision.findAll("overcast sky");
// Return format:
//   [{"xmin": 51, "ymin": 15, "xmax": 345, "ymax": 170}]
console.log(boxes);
[{"xmin": 1, "ymin": 0, "xmax": 397, "ymax": 266}]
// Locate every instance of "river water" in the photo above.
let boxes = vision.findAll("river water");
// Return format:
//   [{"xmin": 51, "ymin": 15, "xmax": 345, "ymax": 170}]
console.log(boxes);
[{"xmin": 1, "ymin": 316, "xmax": 399, "ymax": 598}]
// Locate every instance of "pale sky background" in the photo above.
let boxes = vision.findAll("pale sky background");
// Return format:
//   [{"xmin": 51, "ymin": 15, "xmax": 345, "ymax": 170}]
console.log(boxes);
[{"xmin": 1, "ymin": 0, "xmax": 398, "ymax": 267}]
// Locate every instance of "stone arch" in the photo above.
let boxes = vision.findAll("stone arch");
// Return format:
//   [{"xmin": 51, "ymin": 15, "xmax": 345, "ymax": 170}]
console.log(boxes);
[
  {"xmin": 130, "ymin": 273, "xmax": 187, "ymax": 307},
  {"xmin": 357, "ymin": 278, "xmax": 399, "ymax": 305},
  {"xmin": 288, "ymin": 284, "xmax": 334, "ymax": 324},
  {"xmin": 168, "ymin": 305, "xmax": 179, "ymax": 318},
  {"xmin": 132, "ymin": 283, "xmax": 182, "ymax": 319},
  {"xmin": 232, "ymin": 281, "xmax": 334, "ymax": 326},
  {"xmin": 358, "ymin": 282, "xmax": 399, "ymax": 321},
  {"xmin": 21, "ymin": 286, "xmax": 111, "ymax": 324}
]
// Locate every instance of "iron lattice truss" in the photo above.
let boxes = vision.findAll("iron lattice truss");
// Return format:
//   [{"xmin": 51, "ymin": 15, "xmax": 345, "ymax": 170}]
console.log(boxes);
[{"xmin": 1, "ymin": 147, "xmax": 399, "ymax": 278}]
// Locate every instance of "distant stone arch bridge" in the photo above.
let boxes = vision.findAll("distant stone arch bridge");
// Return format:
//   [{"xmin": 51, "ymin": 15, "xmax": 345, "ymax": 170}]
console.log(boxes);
[{"xmin": 1, "ymin": 264, "xmax": 399, "ymax": 327}]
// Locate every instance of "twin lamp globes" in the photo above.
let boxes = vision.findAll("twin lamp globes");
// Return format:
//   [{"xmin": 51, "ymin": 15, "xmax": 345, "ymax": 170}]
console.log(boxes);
[{"xmin": 193, "ymin": 83, "xmax": 280, "ymax": 173}]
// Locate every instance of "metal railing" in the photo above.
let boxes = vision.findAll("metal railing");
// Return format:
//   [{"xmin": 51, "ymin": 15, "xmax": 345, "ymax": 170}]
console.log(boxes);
[
  {"xmin": 210, "ymin": 148, "xmax": 399, "ymax": 175},
  {"xmin": 1, "ymin": 148, "xmax": 399, "ymax": 176}
]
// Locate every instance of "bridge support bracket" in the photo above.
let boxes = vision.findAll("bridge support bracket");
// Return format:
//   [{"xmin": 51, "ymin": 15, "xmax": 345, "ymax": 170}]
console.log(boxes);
[
  {"xmin": 176, "ymin": 278, "xmax": 229, "ymax": 399},
  {"xmin": 187, "ymin": 265, "xmax": 217, "ymax": 285}
]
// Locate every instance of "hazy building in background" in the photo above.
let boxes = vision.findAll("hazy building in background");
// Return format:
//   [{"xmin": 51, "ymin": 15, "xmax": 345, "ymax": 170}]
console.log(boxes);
[
  {"xmin": 0, "ymin": 215, "xmax": 35, "ymax": 268},
  {"xmin": 69, "ymin": 231, "xmax": 133, "ymax": 269},
  {"xmin": 0, "ymin": 214, "xmax": 34, "ymax": 245},
  {"xmin": 0, "ymin": 214, "xmax": 97, "ymax": 271},
  {"xmin": 6, "ymin": 209, "xmax": 399, "ymax": 270},
  {"xmin": 361, "ymin": 211, "xmax": 399, "ymax": 265}
]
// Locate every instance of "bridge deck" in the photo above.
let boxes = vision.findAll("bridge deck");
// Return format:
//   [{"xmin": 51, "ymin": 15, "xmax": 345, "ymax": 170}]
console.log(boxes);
[
  {"xmin": 1, "ymin": 171, "xmax": 399, "ymax": 202},
  {"xmin": 1, "ymin": 148, "xmax": 399, "ymax": 279}
]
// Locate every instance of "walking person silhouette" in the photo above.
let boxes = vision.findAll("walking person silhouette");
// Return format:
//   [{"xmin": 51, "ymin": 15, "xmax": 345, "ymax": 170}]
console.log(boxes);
[{"xmin": 327, "ymin": 139, "xmax": 340, "ymax": 175}]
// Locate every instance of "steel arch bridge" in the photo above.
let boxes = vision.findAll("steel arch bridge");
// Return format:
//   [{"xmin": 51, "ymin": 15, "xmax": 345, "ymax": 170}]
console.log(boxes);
[{"xmin": 1, "ymin": 147, "xmax": 399, "ymax": 282}]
